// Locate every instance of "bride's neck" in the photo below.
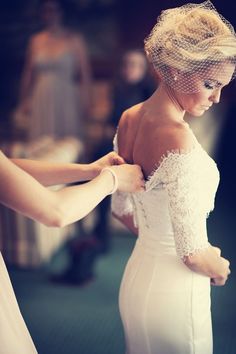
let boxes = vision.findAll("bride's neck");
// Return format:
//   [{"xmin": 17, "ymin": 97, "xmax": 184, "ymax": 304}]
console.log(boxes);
[{"xmin": 147, "ymin": 83, "xmax": 186, "ymax": 125}]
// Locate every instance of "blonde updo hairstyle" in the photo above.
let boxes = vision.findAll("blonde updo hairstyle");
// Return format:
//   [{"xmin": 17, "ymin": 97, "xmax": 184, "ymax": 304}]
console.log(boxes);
[{"xmin": 144, "ymin": 1, "xmax": 236, "ymax": 93}]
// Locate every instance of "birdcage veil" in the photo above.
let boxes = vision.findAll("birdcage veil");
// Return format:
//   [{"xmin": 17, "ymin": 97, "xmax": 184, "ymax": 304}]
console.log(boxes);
[{"xmin": 144, "ymin": 0, "xmax": 236, "ymax": 93}]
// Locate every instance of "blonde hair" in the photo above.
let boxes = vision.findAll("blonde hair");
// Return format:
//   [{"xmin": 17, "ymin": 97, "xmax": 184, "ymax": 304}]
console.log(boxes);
[{"xmin": 144, "ymin": 1, "xmax": 236, "ymax": 91}]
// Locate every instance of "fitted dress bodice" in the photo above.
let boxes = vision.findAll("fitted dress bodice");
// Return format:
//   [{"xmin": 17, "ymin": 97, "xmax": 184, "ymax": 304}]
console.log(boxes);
[
  {"xmin": 112, "ymin": 135, "xmax": 219, "ymax": 259},
  {"xmin": 33, "ymin": 51, "xmax": 76, "ymax": 83}
]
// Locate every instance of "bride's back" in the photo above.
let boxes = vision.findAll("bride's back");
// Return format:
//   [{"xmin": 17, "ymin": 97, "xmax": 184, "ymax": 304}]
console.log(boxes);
[{"xmin": 117, "ymin": 101, "xmax": 193, "ymax": 180}]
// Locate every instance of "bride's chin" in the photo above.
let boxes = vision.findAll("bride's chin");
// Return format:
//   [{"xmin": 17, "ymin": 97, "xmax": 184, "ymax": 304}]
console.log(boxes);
[{"xmin": 187, "ymin": 109, "xmax": 205, "ymax": 117}]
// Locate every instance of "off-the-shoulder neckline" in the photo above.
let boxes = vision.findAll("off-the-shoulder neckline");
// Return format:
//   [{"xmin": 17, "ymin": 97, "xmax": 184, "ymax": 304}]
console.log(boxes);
[
  {"xmin": 145, "ymin": 141, "xmax": 202, "ymax": 190},
  {"xmin": 113, "ymin": 130, "xmax": 205, "ymax": 190}
]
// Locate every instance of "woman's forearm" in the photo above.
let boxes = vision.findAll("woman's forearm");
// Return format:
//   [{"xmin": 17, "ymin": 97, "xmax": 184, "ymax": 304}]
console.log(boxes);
[
  {"xmin": 1, "ymin": 151, "xmax": 144, "ymax": 228},
  {"xmin": 11, "ymin": 159, "xmax": 98, "ymax": 186},
  {"xmin": 53, "ymin": 171, "xmax": 114, "ymax": 227},
  {"xmin": 1, "ymin": 156, "xmax": 114, "ymax": 227}
]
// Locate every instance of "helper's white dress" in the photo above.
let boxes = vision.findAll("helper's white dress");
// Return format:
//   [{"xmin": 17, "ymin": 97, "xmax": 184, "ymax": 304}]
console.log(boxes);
[
  {"xmin": 0, "ymin": 253, "xmax": 37, "ymax": 353},
  {"xmin": 112, "ymin": 135, "xmax": 219, "ymax": 354}
]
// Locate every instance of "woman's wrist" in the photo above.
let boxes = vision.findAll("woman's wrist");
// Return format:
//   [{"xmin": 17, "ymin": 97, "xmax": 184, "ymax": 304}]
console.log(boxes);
[
  {"xmin": 75, "ymin": 163, "xmax": 99, "ymax": 181},
  {"xmin": 100, "ymin": 167, "xmax": 118, "ymax": 195},
  {"xmin": 88, "ymin": 162, "xmax": 101, "ymax": 180}
]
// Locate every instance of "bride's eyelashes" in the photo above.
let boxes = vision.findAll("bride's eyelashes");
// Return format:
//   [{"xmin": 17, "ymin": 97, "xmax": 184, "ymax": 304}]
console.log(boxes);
[{"xmin": 204, "ymin": 81, "xmax": 215, "ymax": 90}]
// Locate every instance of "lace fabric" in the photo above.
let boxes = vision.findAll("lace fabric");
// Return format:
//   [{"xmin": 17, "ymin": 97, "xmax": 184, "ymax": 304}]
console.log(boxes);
[
  {"xmin": 111, "ymin": 133, "xmax": 219, "ymax": 259},
  {"xmin": 154, "ymin": 148, "xmax": 215, "ymax": 258},
  {"xmin": 111, "ymin": 134, "xmax": 138, "ymax": 225}
]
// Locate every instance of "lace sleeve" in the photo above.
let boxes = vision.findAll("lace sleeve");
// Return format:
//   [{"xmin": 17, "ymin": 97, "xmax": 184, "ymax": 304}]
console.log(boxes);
[
  {"xmin": 111, "ymin": 133, "xmax": 138, "ymax": 226},
  {"xmin": 158, "ymin": 150, "xmax": 211, "ymax": 259}
]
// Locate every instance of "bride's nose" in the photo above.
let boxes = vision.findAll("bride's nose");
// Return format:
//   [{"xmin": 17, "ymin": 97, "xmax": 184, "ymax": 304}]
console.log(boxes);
[{"xmin": 210, "ymin": 88, "xmax": 221, "ymax": 104}]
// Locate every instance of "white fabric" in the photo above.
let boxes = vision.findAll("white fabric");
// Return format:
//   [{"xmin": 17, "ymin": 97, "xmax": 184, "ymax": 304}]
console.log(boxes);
[
  {"xmin": 112, "ymin": 133, "xmax": 219, "ymax": 354},
  {"xmin": 0, "ymin": 253, "xmax": 37, "ymax": 353}
]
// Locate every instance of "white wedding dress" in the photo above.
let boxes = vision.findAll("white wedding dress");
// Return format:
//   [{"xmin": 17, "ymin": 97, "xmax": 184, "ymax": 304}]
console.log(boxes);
[
  {"xmin": 112, "ymin": 134, "xmax": 219, "ymax": 354},
  {"xmin": 0, "ymin": 253, "xmax": 37, "ymax": 353}
]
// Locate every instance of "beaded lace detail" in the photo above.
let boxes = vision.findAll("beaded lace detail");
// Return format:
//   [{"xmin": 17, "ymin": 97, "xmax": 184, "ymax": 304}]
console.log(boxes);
[
  {"xmin": 111, "ymin": 134, "xmax": 138, "ymax": 227},
  {"xmin": 111, "ymin": 133, "xmax": 219, "ymax": 258}
]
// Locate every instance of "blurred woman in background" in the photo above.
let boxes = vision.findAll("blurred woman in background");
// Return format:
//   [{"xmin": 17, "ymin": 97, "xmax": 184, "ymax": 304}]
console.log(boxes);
[{"xmin": 18, "ymin": 0, "xmax": 91, "ymax": 140}]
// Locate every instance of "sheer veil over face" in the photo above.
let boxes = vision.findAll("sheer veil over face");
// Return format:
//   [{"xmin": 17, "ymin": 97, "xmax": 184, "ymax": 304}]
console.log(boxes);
[
  {"xmin": 173, "ymin": 61, "xmax": 235, "ymax": 116},
  {"xmin": 144, "ymin": 0, "xmax": 236, "ymax": 94}
]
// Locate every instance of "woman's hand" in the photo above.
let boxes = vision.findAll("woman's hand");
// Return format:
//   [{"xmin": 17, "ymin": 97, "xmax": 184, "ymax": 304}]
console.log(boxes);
[
  {"xmin": 109, "ymin": 164, "xmax": 145, "ymax": 193},
  {"xmin": 212, "ymin": 246, "xmax": 221, "ymax": 257},
  {"xmin": 91, "ymin": 152, "xmax": 125, "ymax": 177},
  {"xmin": 91, "ymin": 152, "xmax": 145, "ymax": 192},
  {"xmin": 211, "ymin": 256, "xmax": 231, "ymax": 286},
  {"xmin": 210, "ymin": 245, "xmax": 230, "ymax": 286}
]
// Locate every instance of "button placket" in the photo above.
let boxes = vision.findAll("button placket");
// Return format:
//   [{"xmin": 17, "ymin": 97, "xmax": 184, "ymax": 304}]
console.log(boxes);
[{"xmin": 137, "ymin": 196, "xmax": 149, "ymax": 229}]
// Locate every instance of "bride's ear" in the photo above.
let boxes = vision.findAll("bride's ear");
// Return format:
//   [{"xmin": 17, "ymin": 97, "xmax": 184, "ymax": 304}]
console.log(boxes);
[{"xmin": 168, "ymin": 67, "xmax": 180, "ymax": 82}]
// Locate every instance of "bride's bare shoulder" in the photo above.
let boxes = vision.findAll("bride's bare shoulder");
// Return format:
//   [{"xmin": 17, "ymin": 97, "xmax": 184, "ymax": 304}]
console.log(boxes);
[
  {"xmin": 118, "ymin": 103, "xmax": 144, "ymax": 132},
  {"xmin": 116, "ymin": 103, "xmax": 144, "ymax": 161},
  {"xmin": 158, "ymin": 123, "xmax": 196, "ymax": 153}
]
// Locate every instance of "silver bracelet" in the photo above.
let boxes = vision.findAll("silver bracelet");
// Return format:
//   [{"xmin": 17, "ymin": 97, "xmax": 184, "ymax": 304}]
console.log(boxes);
[{"xmin": 101, "ymin": 167, "xmax": 118, "ymax": 194}]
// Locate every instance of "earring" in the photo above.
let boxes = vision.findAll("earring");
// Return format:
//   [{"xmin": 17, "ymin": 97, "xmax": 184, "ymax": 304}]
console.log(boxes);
[{"xmin": 174, "ymin": 75, "xmax": 177, "ymax": 81}]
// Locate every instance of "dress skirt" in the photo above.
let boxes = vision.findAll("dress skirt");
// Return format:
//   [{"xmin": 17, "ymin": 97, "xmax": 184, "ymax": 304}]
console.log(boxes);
[
  {"xmin": 0, "ymin": 253, "xmax": 37, "ymax": 354},
  {"xmin": 119, "ymin": 241, "xmax": 212, "ymax": 354}
]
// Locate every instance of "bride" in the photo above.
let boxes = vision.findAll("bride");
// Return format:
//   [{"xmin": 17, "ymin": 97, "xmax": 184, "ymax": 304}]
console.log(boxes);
[{"xmin": 112, "ymin": 2, "xmax": 235, "ymax": 353}]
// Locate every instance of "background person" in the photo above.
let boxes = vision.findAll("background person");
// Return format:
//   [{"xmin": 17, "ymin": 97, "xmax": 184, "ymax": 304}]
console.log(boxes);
[{"xmin": 18, "ymin": 0, "xmax": 91, "ymax": 140}]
